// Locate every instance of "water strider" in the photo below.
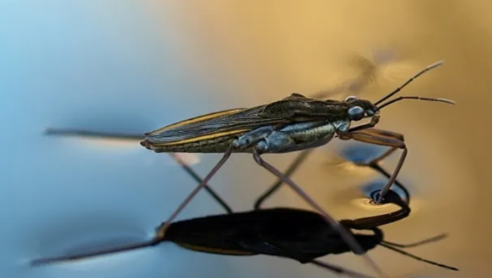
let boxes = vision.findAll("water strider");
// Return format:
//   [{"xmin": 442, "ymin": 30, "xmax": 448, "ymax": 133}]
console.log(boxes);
[{"xmin": 43, "ymin": 58, "xmax": 454, "ymax": 277}]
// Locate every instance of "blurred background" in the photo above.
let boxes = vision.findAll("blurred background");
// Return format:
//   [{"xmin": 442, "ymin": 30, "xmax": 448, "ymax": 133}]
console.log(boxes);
[{"xmin": 1, "ymin": 1, "xmax": 491, "ymax": 277}]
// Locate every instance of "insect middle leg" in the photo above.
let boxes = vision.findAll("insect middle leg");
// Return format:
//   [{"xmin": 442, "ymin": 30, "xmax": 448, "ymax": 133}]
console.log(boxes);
[
  {"xmin": 252, "ymin": 151, "xmax": 385, "ymax": 277},
  {"xmin": 339, "ymin": 128, "xmax": 406, "ymax": 204}
]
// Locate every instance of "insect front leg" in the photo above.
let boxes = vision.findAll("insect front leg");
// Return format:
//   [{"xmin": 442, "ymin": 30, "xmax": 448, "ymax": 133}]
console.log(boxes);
[
  {"xmin": 339, "ymin": 128, "xmax": 407, "ymax": 204},
  {"xmin": 351, "ymin": 129, "xmax": 405, "ymax": 167}
]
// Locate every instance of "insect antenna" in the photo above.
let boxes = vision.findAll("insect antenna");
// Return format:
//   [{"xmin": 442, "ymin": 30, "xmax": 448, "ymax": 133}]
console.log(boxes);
[
  {"xmin": 374, "ymin": 60, "xmax": 444, "ymax": 106},
  {"xmin": 375, "ymin": 96, "xmax": 455, "ymax": 111},
  {"xmin": 381, "ymin": 233, "xmax": 448, "ymax": 248},
  {"xmin": 30, "ymin": 238, "xmax": 161, "ymax": 266},
  {"xmin": 379, "ymin": 242, "xmax": 458, "ymax": 271}
]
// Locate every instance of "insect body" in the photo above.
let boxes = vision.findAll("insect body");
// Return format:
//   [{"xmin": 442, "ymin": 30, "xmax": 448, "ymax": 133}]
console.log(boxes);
[
  {"xmin": 31, "ymin": 189, "xmax": 458, "ymax": 277},
  {"xmin": 140, "ymin": 94, "xmax": 376, "ymax": 154}
]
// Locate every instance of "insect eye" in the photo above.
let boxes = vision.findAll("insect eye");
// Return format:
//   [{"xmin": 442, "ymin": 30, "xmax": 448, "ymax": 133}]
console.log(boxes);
[
  {"xmin": 348, "ymin": 106, "xmax": 365, "ymax": 121},
  {"xmin": 345, "ymin": 96, "xmax": 358, "ymax": 102}
]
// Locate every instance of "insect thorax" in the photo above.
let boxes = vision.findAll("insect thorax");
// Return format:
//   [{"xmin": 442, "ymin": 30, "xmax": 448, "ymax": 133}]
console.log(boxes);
[{"xmin": 233, "ymin": 119, "xmax": 350, "ymax": 154}]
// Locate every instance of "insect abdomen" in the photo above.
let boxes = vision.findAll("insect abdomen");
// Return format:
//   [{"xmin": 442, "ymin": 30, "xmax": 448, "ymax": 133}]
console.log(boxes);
[{"xmin": 141, "ymin": 133, "xmax": 239, "ymax": 153}]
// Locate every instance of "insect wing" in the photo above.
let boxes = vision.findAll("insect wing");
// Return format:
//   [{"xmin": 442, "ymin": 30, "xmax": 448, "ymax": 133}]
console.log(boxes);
[{"xmin": 143, "ymin": 106, "xmax": 291, "ymax": 145}]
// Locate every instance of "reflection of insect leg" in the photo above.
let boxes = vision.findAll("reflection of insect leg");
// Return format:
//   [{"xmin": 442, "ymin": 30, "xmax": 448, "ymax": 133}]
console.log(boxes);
[
  {"xmin": 339, "ymin": 128, "xmax": 406, "ymax": 204},
  {"xmin": 251, "ymin": 151, "xmax": 384, "ymax": 277},
  {"xmin": 44, "ymin": 129, "xmax": 233, "ymax": 214}
]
